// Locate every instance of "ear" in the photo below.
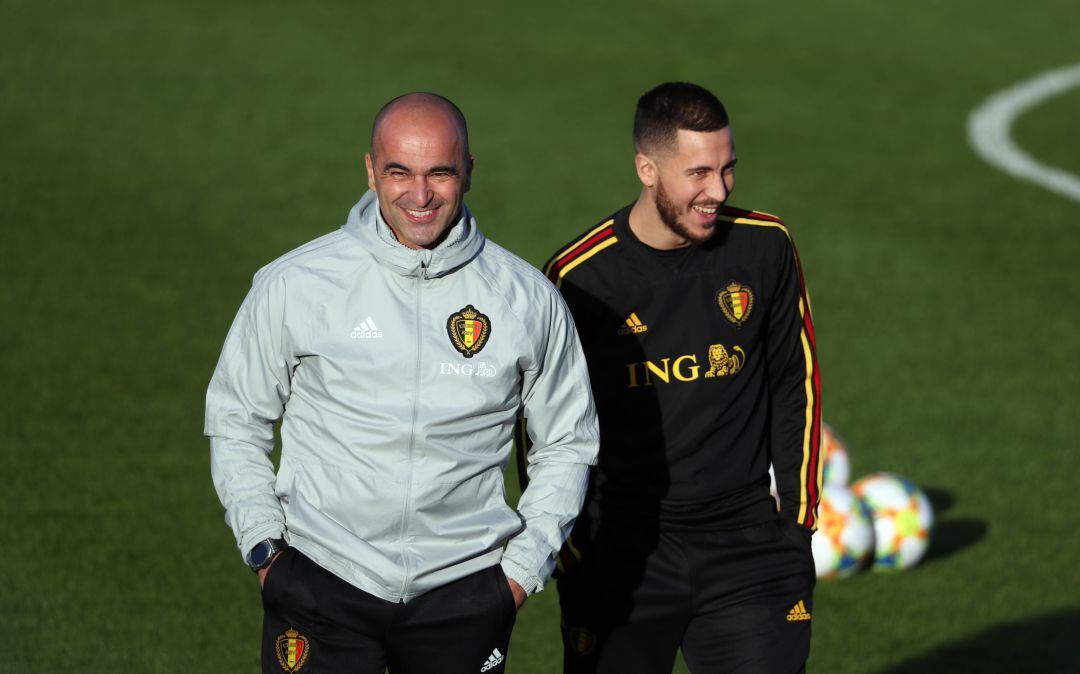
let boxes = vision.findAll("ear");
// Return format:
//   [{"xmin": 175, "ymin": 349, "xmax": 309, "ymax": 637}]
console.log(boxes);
[
  {"xmin": 634, "ymin": 152, "xmax": 657, "ymax": 189},
  {"xmin": 462, "ymin": 154, "xmax": 475, "ymax": 194},
  {"xmin": 364, "ymin": 153, "xmax": 376, "ymax": 192}
]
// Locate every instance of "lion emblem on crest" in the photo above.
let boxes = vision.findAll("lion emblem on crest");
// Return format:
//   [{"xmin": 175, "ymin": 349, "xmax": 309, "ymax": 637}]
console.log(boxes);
[{"xmin": 704, "ymin": 343, "xmax": 745, "ymax": 378}]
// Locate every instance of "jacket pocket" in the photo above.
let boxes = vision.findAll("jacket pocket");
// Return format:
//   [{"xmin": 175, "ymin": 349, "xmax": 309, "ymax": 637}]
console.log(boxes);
[
  {"xmin": 281, "ymin": 459, "xmax": 406, "ymax": 570},
  {"xmin": 408, "ymin": 469, "xmax": 523, "ymax": 560},
  {"xmin": 274, "ymin": 455, "xmax": 297, "ymax": 502}
]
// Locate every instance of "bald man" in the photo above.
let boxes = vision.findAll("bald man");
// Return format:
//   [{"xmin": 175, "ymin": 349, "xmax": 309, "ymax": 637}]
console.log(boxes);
[{"xmin": 206, "ymin": 93, "xmax": 599, "ymax": 674}]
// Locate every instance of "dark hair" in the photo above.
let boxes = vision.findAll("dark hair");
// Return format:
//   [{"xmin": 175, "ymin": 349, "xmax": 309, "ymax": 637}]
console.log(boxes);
[{"xmin": 633, "ymin": 82, "xmax": 729, "ymax": 154}]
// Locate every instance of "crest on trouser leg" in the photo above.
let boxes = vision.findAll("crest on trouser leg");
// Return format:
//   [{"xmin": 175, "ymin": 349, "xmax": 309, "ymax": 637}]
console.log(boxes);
[{"xmin": 275, "ymin": 628, "xmax": 310, "ymax": 672}]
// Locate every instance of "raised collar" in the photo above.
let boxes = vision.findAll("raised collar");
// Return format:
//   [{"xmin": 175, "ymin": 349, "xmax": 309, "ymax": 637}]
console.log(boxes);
[{"xmin": 342, "ymin": 190, "xmax": 485, "ymax": 278}]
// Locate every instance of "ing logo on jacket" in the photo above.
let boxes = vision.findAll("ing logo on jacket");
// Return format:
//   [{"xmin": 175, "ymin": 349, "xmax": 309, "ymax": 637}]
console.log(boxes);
[{"xmin": 626, "ymin": 343, "xmax": 744, "ymax": 388}]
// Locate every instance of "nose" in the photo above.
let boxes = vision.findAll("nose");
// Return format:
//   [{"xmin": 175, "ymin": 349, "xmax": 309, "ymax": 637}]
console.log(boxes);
[
  {"xmin": 706, "ymin": 171, "xmax": 730, "ymax": 204},
  {"xmin": 409, "ymin": 175, "xmax": 434, "ymax": 206}
]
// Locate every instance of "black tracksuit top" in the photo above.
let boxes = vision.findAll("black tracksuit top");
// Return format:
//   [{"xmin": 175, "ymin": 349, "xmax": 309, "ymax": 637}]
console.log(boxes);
[{"xmin": 539, "ymin": 204, "xmax": 822, "ymax": 531}]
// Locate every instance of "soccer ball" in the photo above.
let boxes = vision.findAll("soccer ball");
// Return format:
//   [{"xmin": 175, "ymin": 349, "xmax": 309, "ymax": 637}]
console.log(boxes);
[
  {"xmin": 769, "ymin": 423, "xmax": 848, "ymax": 509},
  {"xmin": 811, "ymin": 485, "xmax": 875, "ymax": 579},
  {"xmin": 821, "ymin": 423, "xmax": 851, "ymax": 487},
  {"xmin": 851, "ymin": 472, "xmax": 934, "ymax": 571}
]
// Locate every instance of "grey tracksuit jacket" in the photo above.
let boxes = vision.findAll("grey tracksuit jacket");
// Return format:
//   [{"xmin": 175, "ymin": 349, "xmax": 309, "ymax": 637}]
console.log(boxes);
[{"xmin": 205, "ymin": 191, "xmax": 599, "ymax": 602}]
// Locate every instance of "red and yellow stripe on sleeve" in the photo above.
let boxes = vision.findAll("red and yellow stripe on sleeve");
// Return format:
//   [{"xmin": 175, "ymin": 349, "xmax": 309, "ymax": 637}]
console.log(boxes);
[
  {"xmin": 543, "ymin": 220, "xmax": 618, "ymax": 287},
  {"xmin": 721, "ymin": 207, "xmax": 823, "ymax": 529}
]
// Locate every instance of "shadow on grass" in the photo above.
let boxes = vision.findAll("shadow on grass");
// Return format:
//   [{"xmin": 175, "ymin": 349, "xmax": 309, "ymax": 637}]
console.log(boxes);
[
  {"xmin": 923, "ymin": 518, "xmax": 988, "ymax": 564},
  {"xmin": 879, "ymin": 609, "xmax": 1080, "ymax": 673},
  {"xmin": 923, "ymin": 487, "xmax": 955, "ymax": 516},
  {"xmin": 918, "ymin": 487, "xmax": 988, "ymax": 566}
]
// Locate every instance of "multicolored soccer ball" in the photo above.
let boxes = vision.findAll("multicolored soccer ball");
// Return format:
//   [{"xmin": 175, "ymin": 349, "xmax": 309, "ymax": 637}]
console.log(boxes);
[
  {"xmin": 821, "ymin": 423, "xmax": 851, "ymax": 487},
  {"xmin": 851, "ymin": 472, "xmax": 934, "ymax": 571},
  {"xmin": 768, "ymin": 420, "xmax": 851, "ymax": 511},
  {"xmin": 811, "ymin": 485, "xmax": 875, "ymax": 579}
]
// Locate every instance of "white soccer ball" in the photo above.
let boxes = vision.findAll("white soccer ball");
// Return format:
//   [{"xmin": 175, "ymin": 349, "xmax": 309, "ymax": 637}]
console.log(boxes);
[
  {"xmin": 851, "ymin": 472, "xmax": 934, "ymax": 571},
  {"xmin": 821, "ymin": 423, "xmax": 851, "ymax": 487},
  {"xmin": 769, "ymin": 424, "xmax": 848, "ymax": 510},
  {"xmin": 811, "ymin": 485, "xmax": 875, "ymax": 579}
]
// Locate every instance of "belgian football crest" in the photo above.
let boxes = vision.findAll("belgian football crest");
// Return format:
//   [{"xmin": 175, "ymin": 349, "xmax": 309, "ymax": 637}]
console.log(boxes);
[
  {"xmin": 275, "ymin": 628, "xmax": 310, "ymax": 672},
  {"xmin": 447, "ymin": 304, "xmax": 491, "ymax": 358},
  {"xmin": 565, "ymin": 626, "xmax": 596, "ymax": 655},
  {"xmin": 717, "ymin": 281, "xmax": 754, "ymax": 327}
]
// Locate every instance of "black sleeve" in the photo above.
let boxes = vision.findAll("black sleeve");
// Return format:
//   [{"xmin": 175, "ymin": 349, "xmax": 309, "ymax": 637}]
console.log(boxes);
[{"xmin": 765, "ymin": 232, "xmax": 823, "ymax": 529}]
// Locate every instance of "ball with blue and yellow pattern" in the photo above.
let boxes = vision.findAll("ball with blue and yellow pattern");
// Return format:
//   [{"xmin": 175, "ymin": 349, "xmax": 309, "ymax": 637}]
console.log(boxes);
[
  {"xmin": 811, "ymin": 484, "xmax": 876, "ymax": 579},
  {"xmin": 851, "ymin": 472, "xmax": 934, "ymax": 571}
]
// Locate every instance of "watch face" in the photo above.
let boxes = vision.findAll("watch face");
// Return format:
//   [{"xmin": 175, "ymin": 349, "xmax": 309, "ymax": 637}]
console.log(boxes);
[{"xmin": 249, "ymin": 542, "xmax": 271, "ymax": 567}]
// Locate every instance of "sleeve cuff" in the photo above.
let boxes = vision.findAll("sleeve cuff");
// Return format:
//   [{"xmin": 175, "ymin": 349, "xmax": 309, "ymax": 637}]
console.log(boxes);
[
  {"xmin": 500, "ymin": 557, "xmax": 542, "ymax": 595},
  {"xmin": 238, "ymin": 524, "xmax": 287, "ymax": 563}
]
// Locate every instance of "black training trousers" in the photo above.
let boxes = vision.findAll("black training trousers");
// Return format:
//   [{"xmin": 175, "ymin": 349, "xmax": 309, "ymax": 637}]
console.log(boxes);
[
  {"xmin": 558, "ymin": 515, "xmax": 815, "ymax": 674},
  {"xmin": 261, "ymin": 548, "xmax": 517, "ymax": 674}
]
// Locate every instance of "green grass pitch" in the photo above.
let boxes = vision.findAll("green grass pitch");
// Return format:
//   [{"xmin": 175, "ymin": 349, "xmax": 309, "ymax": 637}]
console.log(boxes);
[{"xmin": 3, "ymin": 0, "xmax": 1079, "ymax": 671}]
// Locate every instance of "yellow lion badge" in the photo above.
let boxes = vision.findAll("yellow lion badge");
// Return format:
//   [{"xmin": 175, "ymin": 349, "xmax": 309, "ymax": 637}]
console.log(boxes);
[{"xmin": 704, "ymin": 343, "xmax": 745, "ymax": 378}]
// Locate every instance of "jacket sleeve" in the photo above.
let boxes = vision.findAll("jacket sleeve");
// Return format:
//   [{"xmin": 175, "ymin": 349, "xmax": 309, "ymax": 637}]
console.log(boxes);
[
  {"xmin": 501, "ymin": 287, "xmax": 599, "ymax": 594},
  {"xmin": 204, "ymin": 271, "xmax": 298, "ymax": 560},
  {"xmin": 766, "ymin": 230, "xmax": 823, "ymax": 530}
]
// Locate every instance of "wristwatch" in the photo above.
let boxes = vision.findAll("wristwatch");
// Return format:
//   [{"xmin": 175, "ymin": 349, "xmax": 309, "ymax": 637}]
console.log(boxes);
[{"xmin": 246, "ymin": 538, "xmax": 287, "ymax": 572}]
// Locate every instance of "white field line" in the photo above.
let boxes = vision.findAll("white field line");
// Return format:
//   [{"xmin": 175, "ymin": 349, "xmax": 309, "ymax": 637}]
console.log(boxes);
[{"xmin": 967, "ymin": 62, "xmax": 1080, "ymax": 203}]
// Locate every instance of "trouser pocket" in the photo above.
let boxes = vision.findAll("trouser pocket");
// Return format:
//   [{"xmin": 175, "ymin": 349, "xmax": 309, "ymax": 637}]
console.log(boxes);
[
  {"xmin": 259, "ymin": 546, "xmax": 294, "ymax": 603},
  {"xmin": 492, "ymin": 564, "xmax": 518, "ymax": 620},
  {"xmin": 386, "ymin": 565, "xmax": 516, "ymax": 674}
]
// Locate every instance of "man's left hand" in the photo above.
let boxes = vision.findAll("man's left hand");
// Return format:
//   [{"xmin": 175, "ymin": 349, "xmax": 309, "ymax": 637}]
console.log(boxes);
[{"xmin": 507, "ymin": 578, "xmax": 527, "ymax": 610}]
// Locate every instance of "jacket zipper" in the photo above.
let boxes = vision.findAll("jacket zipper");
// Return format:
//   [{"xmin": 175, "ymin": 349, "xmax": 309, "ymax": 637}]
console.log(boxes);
[{"xmin": 398, "ymin": 265, "xmax": 425, "ymax": 599}]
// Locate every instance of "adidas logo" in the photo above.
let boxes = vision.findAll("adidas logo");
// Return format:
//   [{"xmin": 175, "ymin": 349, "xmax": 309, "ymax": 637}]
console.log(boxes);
[
  {"xmin": 480, "ymin": 647, "xmax": 505, "ymax": 672},
  {"xmin": 617, "ymin": 312, "xmax": 648, "ymax": 335},
  {"xmin": 349, "ymin": 317, "xmax": 383, "ymax": 339},
  {"xmin": 786, "ymin": 600, "xmax": 811, "ymax": 622}
]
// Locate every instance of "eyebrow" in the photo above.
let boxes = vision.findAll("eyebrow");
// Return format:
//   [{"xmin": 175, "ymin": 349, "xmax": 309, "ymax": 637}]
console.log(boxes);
[
  {"xmin": 686, "ymin": 158, "xmax": 738, "ymax": 174},
  {"xmin": 381, "ymin": 162, "xmax": 460, "ymax": 176}
]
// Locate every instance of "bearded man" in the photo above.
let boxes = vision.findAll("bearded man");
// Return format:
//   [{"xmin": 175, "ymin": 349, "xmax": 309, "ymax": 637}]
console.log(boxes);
[{"xmin": 533, "ymin": 82, "xmax": 822, "ymax": 673}]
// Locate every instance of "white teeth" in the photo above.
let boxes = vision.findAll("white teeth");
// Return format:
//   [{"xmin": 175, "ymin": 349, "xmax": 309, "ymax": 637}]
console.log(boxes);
[
  {"xmin": 406, "ymin": 208, "xmax": 434, "ymax": 217},
  {"xmin": 693, "ymin": 205, "xmax": 717, "ymax": 214}
]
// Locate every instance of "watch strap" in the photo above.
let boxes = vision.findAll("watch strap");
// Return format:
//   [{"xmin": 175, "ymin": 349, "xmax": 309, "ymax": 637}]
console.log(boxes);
[{"xmin": 247, "ymin": 538, "xmax": 287, "ymax": 571}]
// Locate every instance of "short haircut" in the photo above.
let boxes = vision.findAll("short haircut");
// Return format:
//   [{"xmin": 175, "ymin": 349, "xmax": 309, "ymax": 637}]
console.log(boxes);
[
  {"xmin": 370, "ymin": 92, "xmax": 470, "ymax": 158},
  {"xmin": 633, "ymin": 82, "xmax": 729, "ymax": 155}
]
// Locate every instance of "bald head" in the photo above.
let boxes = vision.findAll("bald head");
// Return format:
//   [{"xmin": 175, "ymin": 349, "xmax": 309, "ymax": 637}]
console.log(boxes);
[
  {"xmin": 370, "ymin": 92, "xmax": 470, "ymax": 161},
  {"xmin": 364, "ymin": 92, "xmax": 475, "ymax": 250}
]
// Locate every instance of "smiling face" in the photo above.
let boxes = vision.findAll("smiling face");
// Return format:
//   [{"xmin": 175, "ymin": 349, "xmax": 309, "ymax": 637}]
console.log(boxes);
[
  {"xmin": 635, "ymin": 126, "xmax": 737, "ymax": 247},
  {"xmin": 364, "ymin": 101, "xmax": 473, "ymax": 250}
]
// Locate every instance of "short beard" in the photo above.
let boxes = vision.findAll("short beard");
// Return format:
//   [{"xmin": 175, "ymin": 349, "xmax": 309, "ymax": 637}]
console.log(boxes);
[{"xmin": 654, "ymin": 179, "xmax": 715, "ymax": 246}]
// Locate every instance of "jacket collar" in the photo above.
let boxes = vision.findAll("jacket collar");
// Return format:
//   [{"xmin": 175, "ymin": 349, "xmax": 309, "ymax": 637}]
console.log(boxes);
[{"xmin": 342, "ymin": 190, "xmax": 485, "ymax": 278}]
